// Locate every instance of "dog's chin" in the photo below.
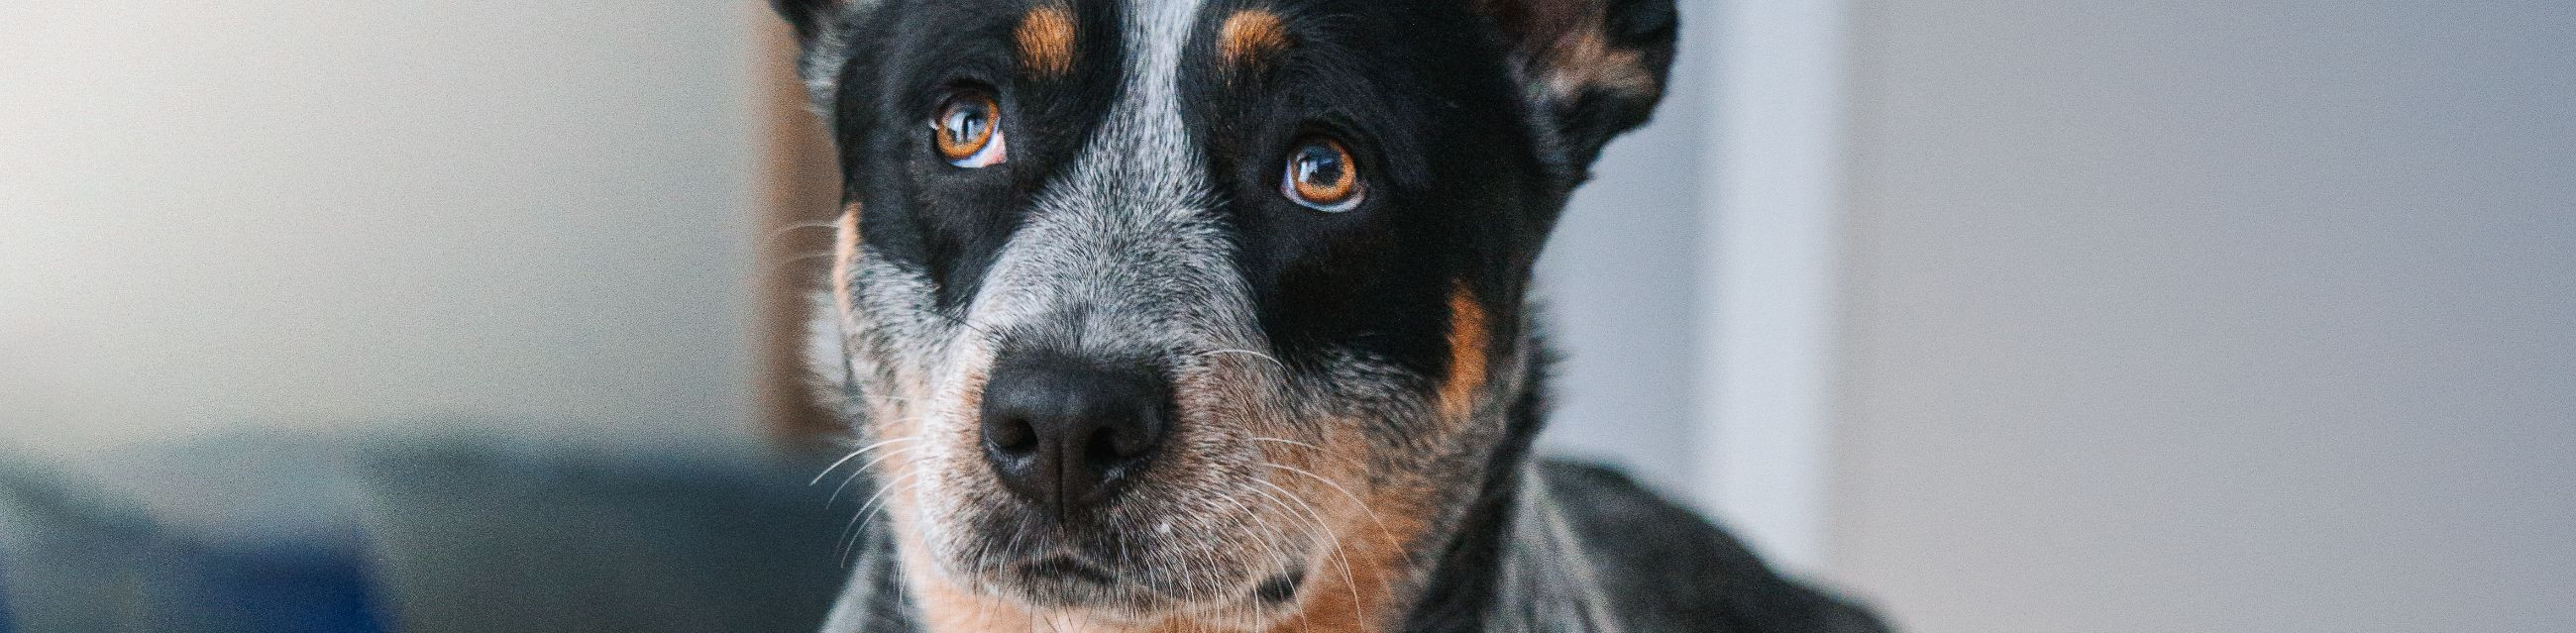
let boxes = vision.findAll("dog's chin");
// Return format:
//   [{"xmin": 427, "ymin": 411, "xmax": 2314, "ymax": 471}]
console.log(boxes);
[
  {"xmin": 954, "ymin": 541, "xmax": 1302, "ymax": 613},
  {"xmin": 993, "ymin": 559, "xmax": 1223, "ymax": 616},
  {"xmin": 989, "ymin": 557, "xmax": 1167, "ymax": 611},
  {"xmin": 933, "ymin": 511, "xmax": 1312, "ymax": 617}
]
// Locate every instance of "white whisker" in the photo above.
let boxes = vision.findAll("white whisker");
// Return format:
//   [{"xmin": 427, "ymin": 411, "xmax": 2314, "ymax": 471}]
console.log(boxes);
[
  {"xmin": 1245, "ymin": 476, "xmax": 1363, "ymax": 621},
  {"xmin": 827, "ymin": 446, "xmax": 920, "ymax": 506},
  {"xmin": 811, "ymin": 437, "xmax": 919, "ymax": 485},
  {"xmin": 1263, "ymin": 462, "xmax": 1415, "ymax": 570},
  {"xmin": 1199, "ymin": 348, "xmax": 1285, "ymax": 369}
]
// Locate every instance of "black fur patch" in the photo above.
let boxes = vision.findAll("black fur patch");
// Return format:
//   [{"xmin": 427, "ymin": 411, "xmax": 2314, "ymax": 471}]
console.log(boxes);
[
  {"xmin": 776, "ymin": 0, "xmax": 1889, "ymax": 630},
  {"xmin": 1251, "ymin": 568, "xmax": 1305, "ymax": 603}
]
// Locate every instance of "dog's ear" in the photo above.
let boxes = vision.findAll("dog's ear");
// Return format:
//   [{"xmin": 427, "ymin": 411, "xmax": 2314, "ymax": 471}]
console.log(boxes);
[
  {"xmin": 772, "ymin": 0, "xmax": 847, "ymax": 46},
  {"xmin": 1474, "ymin": 0, "xmax": 1679, "ymax": 175},
  {"xmin": 771, "ymin": 0, "xmax": 879, "ymax": 107}
]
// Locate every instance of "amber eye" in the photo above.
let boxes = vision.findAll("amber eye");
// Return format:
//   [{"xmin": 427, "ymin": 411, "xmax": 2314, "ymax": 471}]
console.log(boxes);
[
  {"xmin": 1281, "ymin": 137, "xmax": 1360, "ymax": 212},
  {"xmin": 931, "ymin": 91, "xmax": 1006, "ymax": 167}
]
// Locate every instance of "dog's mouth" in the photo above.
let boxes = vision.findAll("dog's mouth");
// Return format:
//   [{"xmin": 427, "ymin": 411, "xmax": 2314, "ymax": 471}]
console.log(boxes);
[
  {"xmin": 946, "ymin": 509, "xmax": 1322, "ymax": 614},
  {"xmin": 982, "ymin": 542, "xmax": 1314, "ymax": 610}
]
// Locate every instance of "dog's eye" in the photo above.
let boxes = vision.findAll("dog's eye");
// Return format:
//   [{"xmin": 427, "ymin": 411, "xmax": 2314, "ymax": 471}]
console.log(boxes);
[
  {"xmin": 932, "ymin": 91, "xmax": 1007, "ymax": 168},
  {"xmin": 1281, "ymin": 137, "xmax": 1361, "ymax": 212}
]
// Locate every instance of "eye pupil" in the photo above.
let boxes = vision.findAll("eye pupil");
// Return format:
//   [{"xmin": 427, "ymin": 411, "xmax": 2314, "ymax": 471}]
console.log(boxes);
[
  {"xmin": 933, "ymin": 92, "xmax": 1005, "ymax": 167},
  {"xmin": 1283, "ymin": 138, "xmax": 1360, "ymax": 211},
  {"xmin": 945, "ymin": 108, "xmax": 985, "ymax": 145},
  {"xmin": 1295, "ymin": 146, "xmax": 1342, "ymax": 186}
]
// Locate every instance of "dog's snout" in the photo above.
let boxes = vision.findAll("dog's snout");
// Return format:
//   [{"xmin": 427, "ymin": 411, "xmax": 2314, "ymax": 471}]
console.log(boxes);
[{"xmin": 979, "ymin": 352, "xmax": 1172, "ymax": 518}]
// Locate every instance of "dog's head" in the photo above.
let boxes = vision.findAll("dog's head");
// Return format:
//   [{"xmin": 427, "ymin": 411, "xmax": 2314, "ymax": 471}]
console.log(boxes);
[{"xmin": 781, "ymin": 0, "xmax": 1673, "ymax": 626}]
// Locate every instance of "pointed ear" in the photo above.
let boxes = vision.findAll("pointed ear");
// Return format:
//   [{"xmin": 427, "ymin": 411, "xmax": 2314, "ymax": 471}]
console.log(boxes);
[
  {"xmin": 771, "ymin": 0, "xmax": 847, "ymax": 46},
  {"xmin": 1476, "ymin": 0, "xmax": 1679, "ymax": 174},
  {"xmin": 770, "ymin": 0, "xmax": 876, "ymax": 107}
]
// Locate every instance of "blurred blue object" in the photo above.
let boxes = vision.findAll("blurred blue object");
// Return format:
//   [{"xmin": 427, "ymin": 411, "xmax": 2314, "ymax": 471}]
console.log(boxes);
[
  {"xmin": 188, "ymin": 543, "xmax": 383, "ymax": 633},
  {"xmin": 350, "ymin": 434, "xmax": 851, "ymax": 633},
  {"xmin": 0, "ymin": 426, "xmax": 850, "ymax": 633},
  {"xmin": 1, "ymin": 556, "xmax": 16, "ymax": 633},
  {"xmin": 0, "ymin": 433, "xmax": 385, "ymax": 632}
]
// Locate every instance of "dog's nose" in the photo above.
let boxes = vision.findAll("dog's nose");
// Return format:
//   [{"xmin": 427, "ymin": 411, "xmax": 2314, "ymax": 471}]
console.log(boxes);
[{"xmin": 978, "ymin": 352, "xmax": 1172, "ymax": 518}]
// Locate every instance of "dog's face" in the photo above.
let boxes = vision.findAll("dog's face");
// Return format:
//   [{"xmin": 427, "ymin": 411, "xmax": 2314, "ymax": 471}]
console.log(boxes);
[{"xmin": 781, "ymin": 0, "xmax": 1672, "ymax": 626}]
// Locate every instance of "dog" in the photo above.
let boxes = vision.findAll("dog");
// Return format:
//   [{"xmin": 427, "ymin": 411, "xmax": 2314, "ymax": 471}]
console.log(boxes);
[{"xmin": 774, "ymin": 0, "xmax": 1887, "ymax": 630}]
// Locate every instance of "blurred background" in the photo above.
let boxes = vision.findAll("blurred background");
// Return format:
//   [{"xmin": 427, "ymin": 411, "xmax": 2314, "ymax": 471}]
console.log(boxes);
[{"xmin": 4, "ymin": 1, "xmax": 2572, "ymax": 632}]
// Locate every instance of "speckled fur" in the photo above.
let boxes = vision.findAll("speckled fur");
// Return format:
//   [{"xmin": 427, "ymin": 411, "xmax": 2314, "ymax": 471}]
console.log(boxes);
[{"xmin": 770, "ymin": 0, "xmax": 1888, "ymax": 630}]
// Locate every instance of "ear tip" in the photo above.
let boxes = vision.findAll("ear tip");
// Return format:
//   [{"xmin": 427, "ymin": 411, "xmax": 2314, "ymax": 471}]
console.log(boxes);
[
  {"xmin": 771, "ymin": 0, "xmax": 841, "ymax": 38},
  {"xmin": 1604, "ymin": 0, "xmax": 1680, "ymax": 45}
]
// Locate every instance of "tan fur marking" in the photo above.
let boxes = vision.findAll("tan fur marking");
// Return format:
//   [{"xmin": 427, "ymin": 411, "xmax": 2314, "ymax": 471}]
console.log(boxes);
[
  {"xmin": 1472, "ymin": 0, "xmax": 1659, "ymax": 99},
  {"xmin": 1250, "ymin": 413, "xmax": 1420, "ymax": 633},
  {"xmin": 831, "ymin": 203, "xmax": 861, "ymax": 318},
  {"xmin": 1548, "ymin": 30, "xmax": 1655, "ymax": 98},
  {"xmin": 1217, "ymin": 10, "xmax": 1293, "ymax": 73},
  {"xmin": 1265, "ymin": 514, "xmax": 1419, "ymax": 633},
  {"xmin": 1438, "ymin": 282, "xmax": 1490, "ymax": 421},
  {"xmin": 1016, "ymin": 5, "xmax": 1077, "ymax": 77},
  {"xmin": 901, "ymin": 529, "xmax": 1041, "ymax": 632}
]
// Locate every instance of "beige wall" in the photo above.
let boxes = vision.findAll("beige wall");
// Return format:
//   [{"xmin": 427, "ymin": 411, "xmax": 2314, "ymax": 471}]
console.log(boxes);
[
  {"xmin": 1534, "ymin": 0, "xmax": 1722, "ymax": 496},
  {"xmin": 1, "ymin": 1, "xmax": 764, "ymax": 458},
  {"xmin": 0, "ymin": 1, "xmax": 1727, "ymax": 477},
  {"xmin": 1831, "ymin": 2, "xmax": 2576, "ymax": 630}
]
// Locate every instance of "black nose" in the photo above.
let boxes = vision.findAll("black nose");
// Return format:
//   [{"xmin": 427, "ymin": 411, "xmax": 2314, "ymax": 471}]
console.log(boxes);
[{"xmin": 979, "ymin": 352, "xmax": 1173, "ymax": 519}]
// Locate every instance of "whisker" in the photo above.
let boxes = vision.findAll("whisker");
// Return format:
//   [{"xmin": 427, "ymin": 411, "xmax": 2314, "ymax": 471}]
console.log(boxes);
[
  {"xmin": 840, "ymin": 470, "xmax": 921, "ymax": 565},
  {"xmin": 1246, "ymin": 476, "xmax": 1364, "ymax": 621},
  {"xmin": 857, "ymin": 474, "xmax": 930, "ymax": 554},
  {"xmin": 810, "ymin": 437, "xmax": 918, "ymax": 485},
  {"xmin": 920, "ymin": 306, "xmax": 1005, "ymax": 342},
  {"xmin": 827, "ymin": 446, "xmax": 921, "ymax": 507},
  {"xmin": 1226, "ymin": 486, "xmax": 1303, "ymax": 626},
  {"xmin": 1236, "ymin": 501, "xmax": 1310, "ymax": 632},
  {"xmin": 1244, "ymin": 436, "xmax": 1323, "ymax": 453},
  {"xmin": 759, "ymin": 250, "xmax": 842, "ymax": 282},
  {"xmin": 1199, "ymin": 348, "xmax": 1286, "ymax": 369},
  {"xmin": 1264, "ymin": 462, "xmax": 1417, "ymax": 570},
  {"xmin": 1245, "ymin": 436, "xmax": 1372, "ymax": 475}
]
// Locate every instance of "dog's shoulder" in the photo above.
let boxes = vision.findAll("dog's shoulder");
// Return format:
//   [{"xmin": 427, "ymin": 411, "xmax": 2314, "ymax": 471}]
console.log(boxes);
[{"xmin": 1537, "ymin": 460, "xmax": 1892, "ymax": 633}]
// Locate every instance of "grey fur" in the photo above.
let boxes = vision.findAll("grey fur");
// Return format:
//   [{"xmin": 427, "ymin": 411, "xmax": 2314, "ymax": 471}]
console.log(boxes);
[
  {"xmin": 792, "ymin": 0, "xmax": 1888, "ymax": 630},
  {"xmin": 805, "ymin": 0, "xmax": 1559, "ymax": 624},
  {"xmin": 817, "ymin": 0, "xmax": 1346, "ymax": 620}
]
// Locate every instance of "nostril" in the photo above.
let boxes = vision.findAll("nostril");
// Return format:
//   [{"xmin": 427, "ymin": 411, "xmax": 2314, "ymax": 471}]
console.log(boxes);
[
  {"xmin": 989, "ymin": 416, "xmax": 1039, "ymax": 455},
  {"xmin": 1099, "ymin": 412, "xmax": 1162, "ymax": 462},
  {"xmin": 1076, "ymin": 422, "xmax": 1159, "ymax": 468},
  {"xmin": 1083, "ymin": 427, "xmax": 1127, "ymax": 465}
]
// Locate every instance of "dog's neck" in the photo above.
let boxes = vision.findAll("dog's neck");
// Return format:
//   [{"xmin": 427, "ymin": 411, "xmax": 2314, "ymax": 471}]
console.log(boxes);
[
  {"xmin": 1397, "ymin": 350, "xmax": 1622, "ymax": 633},
  {"xmin": 820, "ymin": 341, "xmax": 1602, "ymax": 633}
]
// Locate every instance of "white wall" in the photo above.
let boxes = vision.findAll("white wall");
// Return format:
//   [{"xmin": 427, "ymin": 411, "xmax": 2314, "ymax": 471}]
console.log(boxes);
[
  {"xmin": 0, "ymin": 0, "xmax": 1740, "ymax": 494},
  {"xmin": 0, "ymin": 1, "xmax": 762, "ymax": 458},
  {"xmin": 1831, "ymin": 2, "xmax": 2576, "ymax": 630},
  {"xmin": 0, "ymin": 0, "xmax": 1727, "ymax": 486},
  {"xmin": 1533, "ymin": 1, "xmax": 1721, "ymax": 498}
]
